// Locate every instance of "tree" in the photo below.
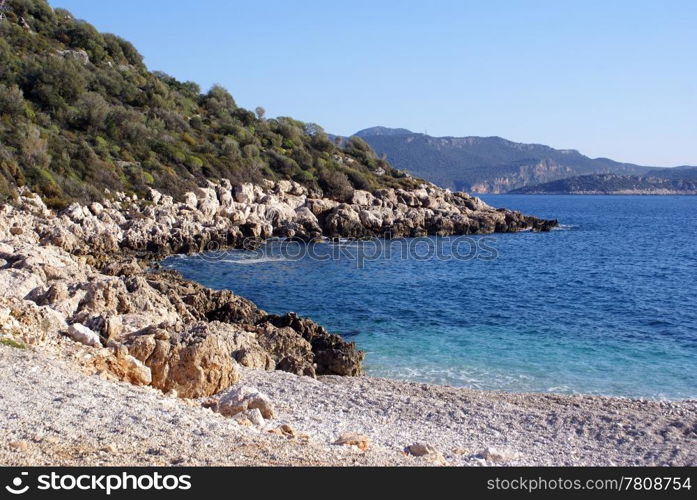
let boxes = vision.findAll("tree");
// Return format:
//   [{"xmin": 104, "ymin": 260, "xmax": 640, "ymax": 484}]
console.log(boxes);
[
  {"xmin": 255, "ymin": 106, "xmax": 265, "ymax": 120},
  {"xmin": 204, "ymin": 84, "xmax": 236, "ymax": 116}
]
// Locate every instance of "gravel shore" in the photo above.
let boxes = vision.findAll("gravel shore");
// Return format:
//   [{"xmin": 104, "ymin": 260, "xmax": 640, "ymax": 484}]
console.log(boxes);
[
  {"xmin": 1, "ymin": 343, "xmax": 694, "ymax": 466},
  {"xmin": 0, "ymin": 346, "xmax": 412, "ymax": 466},
  {"xmin": 240, "ymin": 369, "xmax": 697, "ymax": 466}
]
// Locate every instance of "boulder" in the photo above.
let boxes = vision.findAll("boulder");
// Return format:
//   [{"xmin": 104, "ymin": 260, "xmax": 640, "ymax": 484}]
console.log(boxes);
[
  {"xmin": 294, "ymin": 206, "xmax": 319, "ymax": 226},
  {"xmin": 234, "ymin": 183, "xmax": 256, "ymax": 203},
  {"xmin": 359, "ymin": 209, "xmax": 383, "ymax": 230},
  {"xmin": 255, "ymin": 324, "xmax": 316, "ymax": 377},
  {"xmin": 146, "ymin": 188, "xmax": 163, "ymax": 205},
  {"xmin": 125, "ymin": 325, "xmax": 240, "ymax": 398},
  {"xmin": 194, "ymin": 187, "xmax": 220, "ymax": 218},
  {"xmin": 264, "ymin": 313, "xmax": 364, "ymax": 376},
  {"xmin": 0, "ymin": 268, "xmax": 44, "ymax": 300},
  {"xmin": 263, "ymin": 202, "xmax": 296, "ymax": 227},
  {"xmin": 324, "ymin": 204, "xmax": 372, "ymax": 238},
  {"xmin": 183, "ymin": 191, "xmax": 198, "ymax": 209},
  {"xmin": 67, "ymin": 323, "xmax": 102, "ymax": 347},
  {"xmin": 351, "ymin": 190, "xmax": 375, "ymax": 207},
  {"xmin": 274, "ymin": 180, "xmax": 293, "ymax": 194},
  {"xmin": 233, "ymin": 408, "xmax": 265, "ymax": 427},
  {"xmin": 0, "ymin": 297, "xmax": 68, "ymax": 345},
  {"xmin": 216, "ymin": 385, "xmax": 274, "ymax": 419},
  {"xmin": 305, "ymin": 198, "xmax": 338, "ymax": 217},
  {"xmin": 143, "ymin": 271, "xmax": 264, "ymax": 325},
  {"xmin": 215, "ymin": 181, "xmax": 235, "ymax": 209}
]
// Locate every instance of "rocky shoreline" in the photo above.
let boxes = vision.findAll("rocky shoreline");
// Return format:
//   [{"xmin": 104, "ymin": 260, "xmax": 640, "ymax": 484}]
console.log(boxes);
[
  {"xmin": 7, "ymin": 181, "xmax": 691, "ymax": 466},
  {"xmin": 0, "ymin": 180, "xmax": 556, "ymax": 393}
]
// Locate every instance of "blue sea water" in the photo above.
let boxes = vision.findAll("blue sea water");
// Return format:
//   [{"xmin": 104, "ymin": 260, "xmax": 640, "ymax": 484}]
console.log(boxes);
[{"xmin": 163, "ymin": 195, "xmax": 697, "ymax": 399}]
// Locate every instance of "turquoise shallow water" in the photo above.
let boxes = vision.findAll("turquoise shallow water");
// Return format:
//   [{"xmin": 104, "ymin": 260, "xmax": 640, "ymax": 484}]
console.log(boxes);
[{"xmin": 164, "ymin": 195, "xmax": 697, "ymax": 399}]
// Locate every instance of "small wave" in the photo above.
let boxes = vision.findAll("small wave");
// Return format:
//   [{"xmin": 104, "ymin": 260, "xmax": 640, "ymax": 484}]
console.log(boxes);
[
  {"xmin": 220, "ymin": 257, "xmax": 288, "ymax": 265},
  {"xmin": 551, "ymin": 224, "xmax": 579, "ymax": 231},
  {"xmin": 329, "ymin": 239, "xmax": 361, "ymax": 246},
  {"xmin": 547, "ymin": 385, "xmax": 573, "ymax": 393}
]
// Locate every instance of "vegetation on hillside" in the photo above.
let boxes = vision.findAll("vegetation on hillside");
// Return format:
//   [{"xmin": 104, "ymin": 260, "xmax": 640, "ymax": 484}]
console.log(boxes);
[{"xmin": 0, "ymin": 0, "xmax": 417, "ymax": 208}]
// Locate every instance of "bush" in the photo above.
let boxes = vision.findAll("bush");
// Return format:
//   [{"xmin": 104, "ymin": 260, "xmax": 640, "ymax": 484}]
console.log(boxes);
[
  {"xmin": 26, "ymin": 165, "xmax": 61, "ymax": 198},
  {"xmin": 319, "ymin": 168, "xmax": 353, "ymax": 202},
  {"xmin": 70, "ymin": 92, "xmax": 110, "ymax": 130},
  {"xmin": 0, "ymin": 84, "xmax": 26, "ymax": 116},
  {"xmin": 20, "ymin": 56, "xmax": 87, "ymax": 111}
]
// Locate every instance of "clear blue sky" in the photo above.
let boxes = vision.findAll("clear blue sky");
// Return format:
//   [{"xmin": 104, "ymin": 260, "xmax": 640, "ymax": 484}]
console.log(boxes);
[{"xmin": 50, "ymin": 0, "xmax": 696, "ymax": 166}]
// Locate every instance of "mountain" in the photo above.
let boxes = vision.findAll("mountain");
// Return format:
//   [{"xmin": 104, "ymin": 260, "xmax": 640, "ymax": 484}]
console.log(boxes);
[
  {"xmin": 510, "ymin": 171, "xmax": 697, "ymax": 195},
  {"xmin": 0, "ymin": 0, "xmax": 419, "ymax": 208},
  {"xmin": 353, "ymin": 126, "xmax": 414, "ymax": 137},
  {"xmin": 354, "ymin": 127, "xmax": 672, "ymax": 193}
]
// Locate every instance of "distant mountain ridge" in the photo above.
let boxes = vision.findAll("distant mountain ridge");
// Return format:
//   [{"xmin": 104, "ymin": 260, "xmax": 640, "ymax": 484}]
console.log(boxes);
[
  {"xmin": 353, "ymin": 127, "xmax": 691, "ymax": 193},
  {"xmin": 511, "ymin": 170, "xmax": 697, "ymax": 195}
]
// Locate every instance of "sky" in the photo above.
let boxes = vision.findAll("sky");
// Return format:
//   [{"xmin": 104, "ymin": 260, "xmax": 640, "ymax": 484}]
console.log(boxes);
[{"xmin": 50, "ymin": 0, "xmax": 696, "ymax": 166}]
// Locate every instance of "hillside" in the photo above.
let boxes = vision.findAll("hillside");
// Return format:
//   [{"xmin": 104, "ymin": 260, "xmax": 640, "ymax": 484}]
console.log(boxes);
[
  {"xmin": 354, "ymin": 127, "xmax": 662, "ymax": 193},
  {"xmin": 0, "ymin": 0, "xmax": 418, "ymax": 208},
  {"xmin": 510, "ymin": 172, "xmax": 697, "ymax": 195}
]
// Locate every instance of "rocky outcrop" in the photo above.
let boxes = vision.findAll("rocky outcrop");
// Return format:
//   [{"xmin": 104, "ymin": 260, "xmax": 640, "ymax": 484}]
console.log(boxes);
[
  {"xmin": 0, "ymin": 296, "xmax": 67, "ymax": 346},
  {"xmin": 264, "ymin": 313, "xmax": 364, "ymax": 376},
  {"xmin": 141, "ymin": 271, "xmax": 264, "ymax": 326},
  {"xmin": 252, "ymin": 323, "xmax": 316, "ymax": 377},
  {"xmin": 7, "ymin": 179, "xmax": 555, "ymax": 266},
  {"xmin": 124, "ymin": 324, "xmax": 240, "ymax": 398},
  {"xmin": 0, "ymin": 179, "xmax": 554, "ymax": 398}
]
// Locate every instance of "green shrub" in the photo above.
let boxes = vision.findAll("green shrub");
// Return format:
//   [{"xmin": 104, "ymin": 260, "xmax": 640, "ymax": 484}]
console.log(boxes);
[
  {"xmin": 319, "ymin": 168, "xmax": 353, "ymax": 202},
  {"xmin": 0, "ymin": 337, "xmax": 27, "ymax": 349},
  {"xmin": 0, "ymin": 84, "xmax": 26, "ymax": 116}
]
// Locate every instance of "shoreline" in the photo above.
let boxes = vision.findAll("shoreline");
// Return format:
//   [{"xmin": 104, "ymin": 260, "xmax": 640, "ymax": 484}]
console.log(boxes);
[
  {"xmin": 1, "ymin": 345, "xmax": 694, "ymax": 466},
  {"xmin": 505, "ymin": 192, "xmax": 697, "ymax": 196},
  {"xmin": 2, "ymin": 181, "xmax": 695, "ymax": 466}
]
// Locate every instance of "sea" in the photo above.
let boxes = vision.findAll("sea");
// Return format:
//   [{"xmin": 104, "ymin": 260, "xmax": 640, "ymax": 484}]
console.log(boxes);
[{"xmin": 163, "ymin": 195, "xmax": 697, "ymax": 399}]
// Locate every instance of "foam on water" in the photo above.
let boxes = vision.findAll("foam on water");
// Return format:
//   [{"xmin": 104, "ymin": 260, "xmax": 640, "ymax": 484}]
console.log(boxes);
[
  {"xmin": 220, "ymin": 257, "xmax": 288, "ymax": 265},
  {"xmin": 552, "ymin": 223, "xmax": 579, "ymax": 231}
]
